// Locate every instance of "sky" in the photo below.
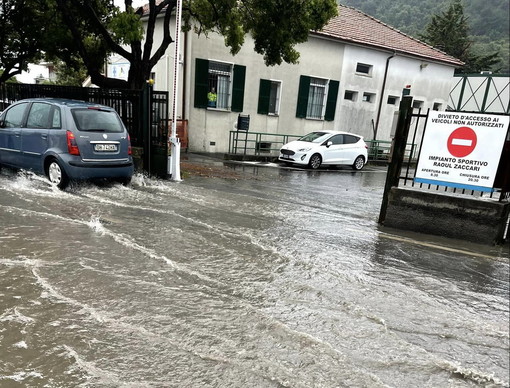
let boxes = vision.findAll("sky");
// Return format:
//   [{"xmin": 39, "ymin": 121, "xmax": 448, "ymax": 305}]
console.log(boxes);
[{"xmin": 17, "ymin": 0, "xmax": 147, "ymax": 83}]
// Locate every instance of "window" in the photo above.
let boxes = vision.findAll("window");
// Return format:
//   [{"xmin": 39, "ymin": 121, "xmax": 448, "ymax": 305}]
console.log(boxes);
[
  {"xmin": 433, "ymin": 102, "xmax": 442, "ymax": 111},
  {"xmin": 71, "ymin": 109, "xmax": 124, "ymax": 133},
  {"xmin": 344, "ymin": 134, "xmax": 360, "ymax": 144},
  {"xmin": 27, "ymin": 103, "xmax": 53, "ymax": 129},
  {"xmin": 208, "ymin": 61, "xmax": 232, "ymax": 109},
  {"xmin": 363, "ymin": 92, "xmax": 375, "ymax": 103},
  {"xmin": 194, "ymin": 58, "xmax": 246, "ymax": 112},
  {"xmin": 412, "ymin": 100, "xmax": 424, "ymax": 110},
  {"xmin": 356, "ymin": 63, "xmax": 372, "ymax": 76},
  {"xmin": 307, "ymin": 78, "xmax": 328, "ymax": 119},
  {"xmin": 258, "ymin": 79, "xmax": 281, "ymax": 115},
  {"xmin": 296, "ymin": 76, "xmax": 339, "ymax": 121},
  {"xmin": 329, "ymin": 134, "xmax": 344, "ymax": 145},
  {"xmin": 2, "ymin": 102, "xmax": 28, "ymax": 128},
  {"xmin": 387, "ymin": 96, "xmax": 399, "ymax": 105},
  {"xmin": 344, "ymin": 90, "xmax": 358, "ymax": 101}
]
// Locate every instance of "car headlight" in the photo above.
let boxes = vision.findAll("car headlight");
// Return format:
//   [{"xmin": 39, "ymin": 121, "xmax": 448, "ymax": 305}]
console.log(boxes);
[{"xmin": 298, "ymin": 147, "xmax": 312, "ymax": 152}]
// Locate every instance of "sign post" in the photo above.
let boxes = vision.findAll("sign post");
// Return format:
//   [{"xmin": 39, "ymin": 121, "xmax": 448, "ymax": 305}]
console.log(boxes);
[{"xmin": 415, "ymin": 111, "xmax": 509, "ymax": 192}]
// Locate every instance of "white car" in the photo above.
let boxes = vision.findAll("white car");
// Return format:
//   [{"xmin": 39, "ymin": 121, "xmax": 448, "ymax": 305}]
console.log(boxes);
[{"xmin": 279, "ymin": 130, "xmax": 368, "ymax": 170}]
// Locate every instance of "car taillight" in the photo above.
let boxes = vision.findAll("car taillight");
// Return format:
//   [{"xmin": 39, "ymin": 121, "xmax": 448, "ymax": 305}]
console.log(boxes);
[
  {"xmin": 66, "ymin": 131, "xmax": 80, "ymax": 155},
  {"xmin": 127, "ymin": 134, "xmax": 132, "ymax": 155}
]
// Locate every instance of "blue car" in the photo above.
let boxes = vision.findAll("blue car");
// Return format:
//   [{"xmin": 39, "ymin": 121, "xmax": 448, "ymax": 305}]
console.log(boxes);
[{"xmin": 0, "ymin": 98, "xmax": 134, "ymax": 189}]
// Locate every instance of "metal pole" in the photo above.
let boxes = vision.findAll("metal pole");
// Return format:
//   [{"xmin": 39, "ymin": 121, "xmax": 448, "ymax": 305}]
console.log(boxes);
[
  {"xmin": 378, "ymin": 96, "xmax": 413, "ymax": 224},
  {"xmin": 168, "ymin": 0, "xmax": 182, "ymax": 181}
]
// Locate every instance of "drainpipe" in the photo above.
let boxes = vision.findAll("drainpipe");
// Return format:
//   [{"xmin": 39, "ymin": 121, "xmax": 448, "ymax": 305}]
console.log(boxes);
[
  {"xmin": 181, "ymin": 29, "xmax": 187, "ymax": 120},
  {"xmin": 374, "ymin": 51, "xmax": 396, "ymax": 140}
]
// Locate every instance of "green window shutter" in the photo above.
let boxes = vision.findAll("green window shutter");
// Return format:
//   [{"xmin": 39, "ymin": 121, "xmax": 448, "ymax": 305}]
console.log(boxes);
[
  {"xmin": 231, "ymin": 64, "xmax": 246, "ymax": 112},
  {"xmin": 296, "ymin": 75, "xmax": 310, "ymax": 118},
  {"xmin": 324, "ymin": 80, "xmax": 339, "ymax": 121},
  {"xmin": 194, "ymin": 58, "xmax": 209, "ymax": 108},
  {"xmin": 257, "ymin": 79, "xmax": 271, "ymax": 115}
]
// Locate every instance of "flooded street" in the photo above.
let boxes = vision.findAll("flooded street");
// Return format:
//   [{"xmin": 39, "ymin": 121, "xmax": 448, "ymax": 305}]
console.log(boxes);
[{"xmin": 0, "ymin": 156, "xmax": 508, "ymax": 387}]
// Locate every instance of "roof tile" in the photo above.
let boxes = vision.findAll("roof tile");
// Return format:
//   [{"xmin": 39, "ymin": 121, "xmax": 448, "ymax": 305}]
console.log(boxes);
[{"xmin": 315, "ymin": 5, "xmax": 463, "ymax": 66}]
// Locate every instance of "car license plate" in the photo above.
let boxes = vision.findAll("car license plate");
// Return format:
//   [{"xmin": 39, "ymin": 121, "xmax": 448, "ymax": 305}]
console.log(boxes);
[
  {"xmin": 94, "ymin": 144, "xmax": 118, "ymax": 152},
  {"xmin": 282, "ymin": 154, "xmax": 290, "ymax": 159}
]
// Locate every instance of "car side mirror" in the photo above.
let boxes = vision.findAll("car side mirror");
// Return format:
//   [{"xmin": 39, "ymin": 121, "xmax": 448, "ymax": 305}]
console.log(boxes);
[
  {"xmin": 0, "ymin": 120, "xmax": 5, "ymax": 128},
  {"xmin": 326, "ymin": 140, "xmax": 333, "ymax": 148}
]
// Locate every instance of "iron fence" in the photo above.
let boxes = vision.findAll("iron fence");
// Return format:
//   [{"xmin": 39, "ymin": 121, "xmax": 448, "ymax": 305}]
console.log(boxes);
[{"xmin": 0, "ymin": 82, "xmax": 169, "ymax": 176}]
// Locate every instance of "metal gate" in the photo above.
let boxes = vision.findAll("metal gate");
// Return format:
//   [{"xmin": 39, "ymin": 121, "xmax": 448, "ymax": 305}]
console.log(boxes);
[{"xmin": 0, "ymin": 83, "xmax": 168, "ymax": 177}]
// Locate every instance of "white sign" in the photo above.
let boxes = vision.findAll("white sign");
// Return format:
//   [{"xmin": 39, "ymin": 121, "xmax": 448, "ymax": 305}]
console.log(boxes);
[
  {"xmin": 415, "ymin": 111, "xmax": 509, "ymax": 192},
  {"xmin": 107, "ymin": 62, "xmax": 130, "ymax": 81}
]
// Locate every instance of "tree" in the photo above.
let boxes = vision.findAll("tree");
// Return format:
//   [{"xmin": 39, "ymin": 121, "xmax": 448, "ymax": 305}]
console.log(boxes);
[
  {"xmin": 419, "ymin": 0, "xmax": 500, "ymax": 74},
  {"xmin": 0, "ymin": 0, "xmax": 51, "ymax": 83},
  {"xmin": 51, "ymin": 0, "xmax": 338, "ymax": 90}
]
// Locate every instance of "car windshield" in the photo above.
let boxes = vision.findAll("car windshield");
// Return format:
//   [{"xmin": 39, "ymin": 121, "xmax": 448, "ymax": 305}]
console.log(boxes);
[
  {"xmin": 298, "ymin": 132, "xmax": 330, "ymax": 143},
  {"xmin": 72, "ymin": 108, "xmax": 124, "ymax": 133}
]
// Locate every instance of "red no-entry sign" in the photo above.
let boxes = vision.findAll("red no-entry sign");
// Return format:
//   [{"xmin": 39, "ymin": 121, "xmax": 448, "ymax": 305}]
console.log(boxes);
[{"xmin": 447, "ymin": 126, "xmax": 477, "ymax": 158}]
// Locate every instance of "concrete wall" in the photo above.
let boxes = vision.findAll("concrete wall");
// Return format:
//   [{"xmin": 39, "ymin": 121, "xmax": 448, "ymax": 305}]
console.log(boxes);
[{"xmin": 383, "ymin": 187, "xmax": 510, "ymax": 245}]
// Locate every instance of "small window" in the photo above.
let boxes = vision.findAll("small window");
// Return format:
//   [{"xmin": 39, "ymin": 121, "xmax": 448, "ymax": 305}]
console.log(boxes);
[
  {"xmin": 268, "ymin": 81, "xmax": 281, "ymax": 115},
  {"xmin": 402, "ymin": 88, "xmax": 411, "ymax": 96},
  {"xmin": 356, "ymin": 63, "xmax": 372, "ymax": 75},
  {"xmin": 387, "ymin": 96, "xmax": 399, "ymax": 105},
  {"xmin": 208, "ymin": 61, "xmax": 233, "ymax": 110},
  {"xmin": 412, "ymin": 100, "xmax": 424, "ymax": 110},
  {"xmin": 433, "ymin": 102, "xmax": 442, "ymax": 111},
  {"xmin": 3, "ymin": 102, "xmax": 28, "ymax": 128},
  {"xmin": 344, "ymin": 90, "xmax": 358, "ymax": 101},
  {"xmin": 363, "ymin": 92, "xmax": 375, "ymax": 103}
]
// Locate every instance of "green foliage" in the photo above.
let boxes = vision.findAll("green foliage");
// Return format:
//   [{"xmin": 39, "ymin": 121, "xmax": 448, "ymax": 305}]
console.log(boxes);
[
  {"xmin": 419, "ymin": 0, "xmax": 502, "ymax": 73},
  {"xmin": 187, "ymin": 0, "xmax": 338, "ymax": 66},
  {"xmin": 108, "ymin": 9, "xmax": 144, "ymax": 45},
  {"xmin": 419, "ymin": 0, "xmax": 471, "ymax": 60},
  {"xmin": 0, "ymin": 0, "xmax": 50, "ymax": 83},
  {"xmin": 341, "ymin": 0, "xmax": 509, "ymax": 74}
]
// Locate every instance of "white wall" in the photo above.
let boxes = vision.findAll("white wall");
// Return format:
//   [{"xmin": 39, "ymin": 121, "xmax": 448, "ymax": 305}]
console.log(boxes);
[{"xmin": 337, "ymin": 46, "xmax": 455, "ymax": 141}]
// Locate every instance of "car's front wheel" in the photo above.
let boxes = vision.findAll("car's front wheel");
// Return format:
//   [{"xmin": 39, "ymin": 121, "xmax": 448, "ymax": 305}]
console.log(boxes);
[
  {"xmin": 47, "ymin": 159, "xmax": 69, "ymax": 189},
  {"xmin": 352, "ymin": 156, "xmax": 365, "ymax": 170},
  {"xmin": 308, "ymin": 154, "xmax": 322, "ymax": 169}
]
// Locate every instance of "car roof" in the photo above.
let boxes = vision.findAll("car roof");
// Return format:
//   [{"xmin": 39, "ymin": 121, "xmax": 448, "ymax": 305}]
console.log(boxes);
[
  {"xmin": 309, "ymin": 130, "xmax": 363, "ymax": 137},
  {"xmin": 14, "ymin": 98, "xmax": 114, "ymax": 110}
]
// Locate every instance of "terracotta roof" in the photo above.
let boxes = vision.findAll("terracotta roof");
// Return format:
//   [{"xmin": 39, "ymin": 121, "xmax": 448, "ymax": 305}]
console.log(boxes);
[{"xmin": 314, "ymin": 5, "xmax": 463, "ymax": 67}]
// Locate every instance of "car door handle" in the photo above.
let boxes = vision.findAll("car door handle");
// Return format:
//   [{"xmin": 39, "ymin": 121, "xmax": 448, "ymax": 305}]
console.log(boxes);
[{"xmin": 41, "ymin": 134, "xmax": 48, "ymax": 139}]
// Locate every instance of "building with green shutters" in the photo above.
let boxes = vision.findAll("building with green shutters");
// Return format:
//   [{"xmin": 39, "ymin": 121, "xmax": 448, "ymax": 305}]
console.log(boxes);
[{"xmin": 109, "ymin": 4, "xmax": 463, "ymax": 154}]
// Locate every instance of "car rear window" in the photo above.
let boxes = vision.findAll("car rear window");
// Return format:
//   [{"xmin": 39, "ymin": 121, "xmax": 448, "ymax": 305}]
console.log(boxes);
[{"xmin": 72, "ymin": 108, "xmax": 124, "ymax": 133}]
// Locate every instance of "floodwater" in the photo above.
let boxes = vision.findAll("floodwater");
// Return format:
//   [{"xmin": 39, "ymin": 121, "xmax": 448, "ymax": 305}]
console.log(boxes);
[{"xmin": 0, "ymin": 158, "xmax": 508, "ymax": 387}]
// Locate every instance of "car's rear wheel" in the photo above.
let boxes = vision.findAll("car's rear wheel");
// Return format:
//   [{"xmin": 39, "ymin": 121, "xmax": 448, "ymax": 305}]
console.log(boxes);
[
  {"xmin": 47, "ymin": 159, "xmax": 69, "ymax": 189},
  {"xmin": 309, "ymin": 154, "xmax": 322, "ymax": 169},
  {"xmin": 352, "ymin": 155, "xmax": 365, "ymax": 170}
]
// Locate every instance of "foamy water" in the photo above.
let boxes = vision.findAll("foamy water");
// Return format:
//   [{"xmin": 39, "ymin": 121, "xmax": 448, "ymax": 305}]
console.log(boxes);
[{"xmin": 0, "ymin": 166, "xmax": 508, "ymax": 387}]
